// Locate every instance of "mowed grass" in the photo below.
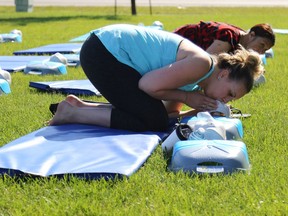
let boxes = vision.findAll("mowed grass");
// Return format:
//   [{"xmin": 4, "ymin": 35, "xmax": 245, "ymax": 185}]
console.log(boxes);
[{"xmin": 0, "ymin": 6, "xmax": 287, "ymax": 215}]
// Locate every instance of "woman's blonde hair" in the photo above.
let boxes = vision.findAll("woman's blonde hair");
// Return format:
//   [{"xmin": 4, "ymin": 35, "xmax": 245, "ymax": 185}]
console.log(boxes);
[{"xmin": 216, "ymin": 46, "xmax": 264, "ymax": 92}]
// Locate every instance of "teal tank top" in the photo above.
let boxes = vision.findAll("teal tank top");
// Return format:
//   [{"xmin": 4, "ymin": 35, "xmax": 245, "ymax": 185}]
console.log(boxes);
[
  {"xmin": 92, "ymin": 24, "xmax": 214, "ymax": 92},
  {"xmin": 92, "ymin": 24, "xmax": 183, "ymax": 76}
]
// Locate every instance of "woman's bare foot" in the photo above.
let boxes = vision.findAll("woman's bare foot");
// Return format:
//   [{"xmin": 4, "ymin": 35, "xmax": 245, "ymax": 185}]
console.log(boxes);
[
  {"xmin": 65, "ymin": 94, "xmax": 111, "ymax": 108},
  {"xmin": 49, "ymin": 98, "xmax": 112, "ymax": 128},
  {"xmin": 48, "ymin": 100, "xmax": 75, "ymax": 125},
  {"xmin": 65, "ymin": 94, "xmax": 85, "ymax": 107}
]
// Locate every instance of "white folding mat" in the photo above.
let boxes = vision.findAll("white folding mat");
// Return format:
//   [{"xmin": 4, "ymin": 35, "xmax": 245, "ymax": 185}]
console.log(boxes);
[{"xmin": 0, "ymin": 124, "xmax": 167, "ymax": 180}]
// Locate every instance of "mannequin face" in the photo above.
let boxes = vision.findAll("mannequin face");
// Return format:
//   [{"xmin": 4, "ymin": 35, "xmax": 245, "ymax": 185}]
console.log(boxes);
[{"xmin": 246, "ymin": 32, "xmax": 273, "ymax": 54}]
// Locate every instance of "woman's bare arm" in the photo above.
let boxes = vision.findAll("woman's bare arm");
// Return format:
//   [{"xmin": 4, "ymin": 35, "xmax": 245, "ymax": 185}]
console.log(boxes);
[
  {"xmin": 139, "ymin": 41, "xmax": 211, "ymax": 100},
  {"xmin": 205, "ymin": 40, "xmax": 232, "ymax": 54}
]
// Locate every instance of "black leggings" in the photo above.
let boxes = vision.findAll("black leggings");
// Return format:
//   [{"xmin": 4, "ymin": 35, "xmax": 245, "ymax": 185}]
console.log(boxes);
[{"xmin": 80, "ymin": 33, "xmax": 169, "ymax": 132}]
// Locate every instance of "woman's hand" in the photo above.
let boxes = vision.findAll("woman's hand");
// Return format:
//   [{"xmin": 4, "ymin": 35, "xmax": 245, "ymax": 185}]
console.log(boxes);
[{"xmin": 185, "ymin": 91, "xmax": 218, "ymax": 111}]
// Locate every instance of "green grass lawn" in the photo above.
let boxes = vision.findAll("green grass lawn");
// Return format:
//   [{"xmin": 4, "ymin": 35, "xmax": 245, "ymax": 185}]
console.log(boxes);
[{"xmin": 0, "ymin": 6, "xmax": 287, "ymax": 215}]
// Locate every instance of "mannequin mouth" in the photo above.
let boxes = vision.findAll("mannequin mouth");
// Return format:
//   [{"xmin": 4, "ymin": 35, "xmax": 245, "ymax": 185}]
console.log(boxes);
[{"xmin": 209, "ymin": 111, "xmax": 226, "ymax": 117}]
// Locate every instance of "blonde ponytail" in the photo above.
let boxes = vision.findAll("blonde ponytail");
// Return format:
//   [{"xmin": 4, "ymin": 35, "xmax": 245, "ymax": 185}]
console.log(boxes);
[{"xmin": 217, "ymin": 46, "xmax": 263, "ymax": 92}]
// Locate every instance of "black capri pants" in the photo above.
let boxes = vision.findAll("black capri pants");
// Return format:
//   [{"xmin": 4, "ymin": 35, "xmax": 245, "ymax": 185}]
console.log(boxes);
[{"xmin": 80, "ymin": 33, "xmax": 169, "ymax": 132}]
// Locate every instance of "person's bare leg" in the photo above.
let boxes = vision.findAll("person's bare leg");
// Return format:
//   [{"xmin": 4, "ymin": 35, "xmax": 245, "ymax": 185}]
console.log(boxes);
[
  {"xmin": 65, "ymin": 94, "xmax": 112, "ymax": 108},
  {"xmin": 48, "ymin": 100, "xmax": 112, "ymax": 127}
]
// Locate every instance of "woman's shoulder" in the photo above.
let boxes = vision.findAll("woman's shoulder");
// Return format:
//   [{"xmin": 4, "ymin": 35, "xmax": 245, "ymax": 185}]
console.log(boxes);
[
  {"xmin": 201, "ymin": 21, "xmax": 244, "ymax": 31},
  {"xmin": 177, "ymin": 39, "xmax": 210, "ymax": 60}
]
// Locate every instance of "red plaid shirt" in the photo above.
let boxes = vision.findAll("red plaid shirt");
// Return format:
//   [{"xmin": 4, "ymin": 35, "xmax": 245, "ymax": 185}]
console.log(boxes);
[{"xmin": 173, "ymin": 21, "xmax": 245, "ymax": 52}]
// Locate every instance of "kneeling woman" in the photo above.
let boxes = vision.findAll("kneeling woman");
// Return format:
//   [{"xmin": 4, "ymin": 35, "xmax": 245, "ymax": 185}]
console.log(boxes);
[{"xmin": 49, "ymin": 24, "xmax": 263, "ymax": 132}]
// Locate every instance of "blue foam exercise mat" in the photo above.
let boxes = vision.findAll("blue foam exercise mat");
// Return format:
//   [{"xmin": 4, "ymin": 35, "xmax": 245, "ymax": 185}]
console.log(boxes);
[
  {"xmin": 70, "ymin": 33, "xmax": 90, "ymax": 42},
  {"xmin": 13, "ymin": 43, "xmax": 82, "ymax": 55},
  {"xmin": 273, "ymin": 28, "xmax": 288, "ymax": 34},
  {"xmin": 0, "ymin": 124, "xmax": 167, "ymax": 179},
  {"xmin": 63, "ymin": 54, "xmax": 80, "ymax": 66},
  {"xmin": 29, "ymin": 79, "xmax": 102, "ymax": 96},
  {"xmin": 69, "ymin": 24, "xmax": 163, "ymax": 42},
  {"xmin": 0, "ymin": 56, "xmax": 50, "ymax": 72}
]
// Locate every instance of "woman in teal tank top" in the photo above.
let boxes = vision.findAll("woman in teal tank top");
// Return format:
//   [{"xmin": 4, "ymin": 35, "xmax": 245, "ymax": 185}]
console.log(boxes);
[{"xmin": 49, "ymin": 24, "xmax": 263, "ymax": 132}]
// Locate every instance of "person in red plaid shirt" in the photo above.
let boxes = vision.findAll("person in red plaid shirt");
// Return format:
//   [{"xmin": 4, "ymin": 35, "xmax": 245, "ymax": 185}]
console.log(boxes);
[{"xmin": 173, "ymin": 21, "xmax": 275, "ymax": 55}]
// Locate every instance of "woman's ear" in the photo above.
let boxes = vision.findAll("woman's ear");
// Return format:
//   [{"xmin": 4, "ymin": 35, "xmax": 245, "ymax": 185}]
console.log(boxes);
[
  {"xmin": 249, "ymin": 31, "xmax": 256, "ymax": 39},
  {"xmin": 218, "ymin": 69, "xmax": 230, "ymax": 79}
]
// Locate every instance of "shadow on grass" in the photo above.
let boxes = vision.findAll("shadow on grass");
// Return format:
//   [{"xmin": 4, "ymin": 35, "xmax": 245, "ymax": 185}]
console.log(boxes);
[
  {"xmin": 0, "ymin": 169, "xmax": 126, "ymax": 182},
  {"xmin": 0, "ymin": 15, "xmax": 128, "ymax": 26}
]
